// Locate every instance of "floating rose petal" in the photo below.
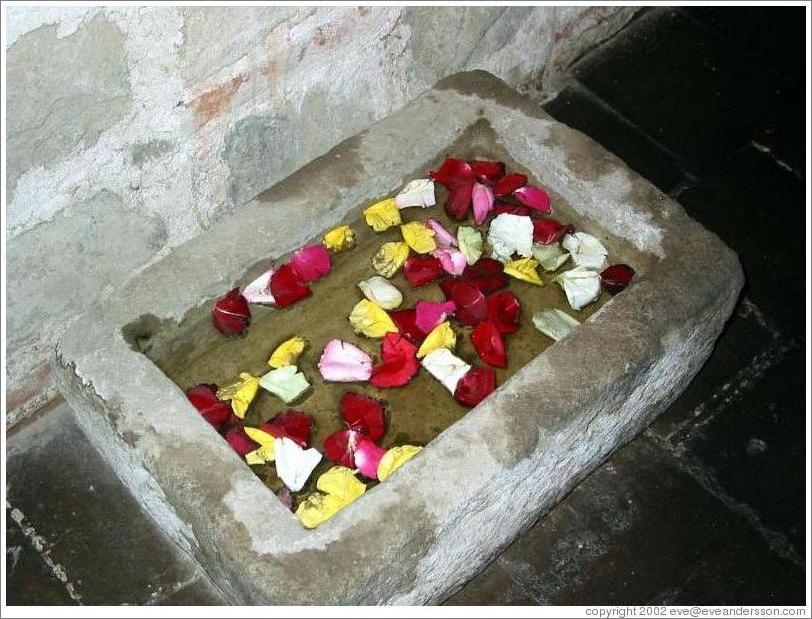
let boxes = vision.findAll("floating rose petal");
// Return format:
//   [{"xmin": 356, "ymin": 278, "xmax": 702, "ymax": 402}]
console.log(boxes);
[
  {"xmin": 323, "ymin": 429, "xmax": 360, "ymax": 468},
  {"xmin": 487, "ymin": 290, "xmax": 521, "ymax": 334},
  {"xmin": 532, "ymin": 243, "xmax": 570, "ymax": 271},
  {"xmin": 395, "ymin": 179, "xmax": 436, "ymax": 209},
  {"xmin": 357, "ymin": 276, "xmax": 403, "ymax": 310},
  {"xmin": 494, "ymin": 172, "xmax": 528, "ymax": 197},
  {"xmin": 243, "ymin": 425, "xmax": 276, "ymax": 465},
  {"xmin": 421, "ymin": 348, "xmax": 471, "ymax": 393},
  {"xmin": 428, "ymin": 157, "xmax": 475, "ymax": 189},
  {"xmin": 457, "ymin": 226, "xmax": 483, "ymax": 265},
  {"xmin": 290, "ymin": 245, "xmax": 332, "ymax": 283},
  {"xmin": 323, "ymin": 225, "xmax": 355, "ymax": 253},
  {"xmin": 259, "ymin": 366, "xmax": 310, "ymax": 403},
  {"xmin": 472, "ymin": 182, "xmax": 495, "ymax": 225},
  {"xmin": 295, "ymin": 466, "xmax": 366, "ymax": 528},
  {"xmin": 400, "ymin": 221, "xmax": 437, "ymax": 254},
  {"xmin": 470, "ymin": 160, "xmax": 506, "ymax": 185},
  {"xmin": 600, "ymin": 264, "xmax": 635, "ymax": 295},
  {"xmin": 554, "ymin": 266, "xmax": 602, "ymax": 311},
  {"xmin": 454, "ymin": 367, "xmax": 496, "ymax": 407},
  {"xmin": 340, "ymin": 392, "xmax": 386, "ymax": 440},
  {"xmin": 444, "ymin": 183, "xmax": 473, "ymax": 221},
  {"xmin": 354, "ymin": 438, "xmax": 387, "ymax": 479},
  {"xmin": 269, "ymin": 264, "xmax": 311, "ymax": 308},
  {"xmin": 492, "ymin": 202, "xmax": 531, "ymax": 217},
  {"xmin": 426, "ymin": 218, "xmax": 457, "ymax": 248},
  {"xmin": 212, "ymin": 288, "xmax": 251, "ymax": 336},
  {"xmin": 389, "ymin": 309, "xmax": 426, "ymax": 343},
  {"xmin": 274, "ymin": 437, "xmax": 322, "ymax": 492},
  {"xmin": 442, "ymin": 280, "xmax": 488, "ymax": 326},
  {"xmin": 277, "ymin": 488, "xmax": 294, "ymax": 510},
  {"xmin": 403, "ymin": 255, "xmax": 444, "ymax": 288},
  {"xmin": 370, "ymin": 332, "xmax": 420, "ymax": 388},
  {"xmin": 363, "ymin": 198, "xmax": 402, "ymax": 232},
  {"xmin": 243, "ymin": 269, "xmax": 276, "ymax": 305},
  {"xmin": 514, "ymin": 185, "xmax": 552, "ymax": 214},
  {"xmin": 318, "ymin": 339, "xmax": 373, "ymax": 382},
  {"xmin": 377, "ymin": 445, "xmax": 423, "ymax": 481},
  {"xmin": 459, "ymin": 257, "xmax": 508, "ymax": 295},
  {"xmin": 488, "ymin": 213, "xmax": 534, "ymax": 262},
  {"xmin": 532, "ymin": 218, "xmax": 575, "ymax": 245},
  {"xmin": 372, "ymin": 241, "xmax": 409, "ymax": 278},
  {"xmin": 349, "ymin": 299, "xmax": 398, "ymax": 338},
  {"xmin": 415, "ymin": 300, "xmax": 456, "ymax": 334},
  {"xmin": 471, "ymin": 320, "xmax": 507, "ymax": 367},
  {"xmin": 504, "ymin": 257, "xmax": 544, "ymax": 286},
  {"xmin": 561, "ymin": 232, "xmax": 608, "ymax": 270},
  {"xmin": 224, "ymin": 422, "xmax": 260, "ymax": 456},
  {"xmin": 268, "ymin": 336, "xmax": 306, "ymax": 368},
  {"xmin": 432, "ymin": 248, "xmax": 467, "ymax": 276},
  {"xmin": 216, "ymin": 372, "xmax": 260, "ymax": 418},
  {"xmin": 185, "ymin": 384, "xmax": 232, "ymax": 429},
  {"xmin": 532, "ymin": 308, "xmax": 580, "ymax": 341},
  {"xmin": 416, "ymin": 321, "xmax": 456, "ymax": 358},
  {"xmin": 258, "ymin": 410, "xmax": 314, "ymax": 448}
]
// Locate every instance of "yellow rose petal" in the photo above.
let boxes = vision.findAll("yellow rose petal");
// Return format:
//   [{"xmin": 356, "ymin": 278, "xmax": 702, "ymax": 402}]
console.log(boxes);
[
  {"xmin": 243, "ymin": 426, "xmax": 276, "ymax": 447},
  {"xmin": 400, "ymin": 221, "xmax": 437, "ymax": 254},
  {"xmin": 377, "ymin": 445, "xmax": 423, "ymax": 481},
  {"xmin": 296, "ymin": 493, "xmax": 347, "ymax": 529},
  {"xmin": 295, "ymin": 466, "xmax": 366, "ymax": 528},
  {"xmin": 416, "ymin": 321, "xmax": 456, "ymax": 358},
  {"xmin": 363, "ymin": 198, "xmax": 401, "ymax": 232},
  {"xmin": 245, "ymin": 443, "xmax": 276, "ymax": 465},
  {"xmin": 371, "ymin": 241, "xmax": 409, "ymax": 278},
  {"xmin": 349, "ymin": 299, "xmax": 398, "ymax": 338},
  {"xmin": 268, "ymin": 336, "xmax": 306, "ymax": 368},
  {"xmin": 316, "ymin": 466, "xmax": 367, "ymax": 502},
  {"xmin": 323, "ymin": 225, "xmax": 356, "ymax": 253},
  {"xmin": 216, "ymin": 372, "xmax": 260, "ymax": 418},
  {"xmin": 504, "ymin": 257, "xmax": 544, "ymax": 286}
]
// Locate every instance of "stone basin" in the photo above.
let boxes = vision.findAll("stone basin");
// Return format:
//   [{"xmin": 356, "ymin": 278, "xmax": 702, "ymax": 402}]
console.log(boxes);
[{"xmin": 54, "ymin": 71, "xmax": 743, "ymax": 604}]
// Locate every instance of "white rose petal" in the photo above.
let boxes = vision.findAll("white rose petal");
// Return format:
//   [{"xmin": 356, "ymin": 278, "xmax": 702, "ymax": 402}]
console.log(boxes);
[
  {"xmin": 243, "ymin": 268, "xmax": 275, "ymax": 304},
  {"xmin": 357, "ymin": 276, "xmax": 403, "ymax": 310},
  {"xmin": 561, "ymin": 232, "xmax": 608, "ymax": 270},
  {"xmin": 421, "ymin": 348, "xmax": 471, "ymax": 393},
  {"xmin": 395, "ymin": 179, "xmax": 435, "ymax": 209},
  {"xmin": 554, "ymin": 266, "xmax": 602, "ymax": 311},
  {"xmin": 259, "ymin": 365, "xmax": 310, "ymax": 403},
  {"xmin": 274, "ymin": 437, "xmax": 322, "ymax": 492},
  {"xmin": 487, "ymin": 213, "xmax": 534, "ymax": 262},
  {"xmin": 457, "ymin": 226, "xmax": 483, "ymax": 265},
  {"xmin": 532, "ymin": 308, "xmax": 581, "ymax": 341},
  {"xmin": 531, "ymin": 243, "xmax": 570, "ymax": 272}
]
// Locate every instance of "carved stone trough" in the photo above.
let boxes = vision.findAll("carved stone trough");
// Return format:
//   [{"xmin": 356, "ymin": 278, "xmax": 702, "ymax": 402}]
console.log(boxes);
[{"xmin": 54, "ymin": 71, "xmax": 742, "ymax": 604}]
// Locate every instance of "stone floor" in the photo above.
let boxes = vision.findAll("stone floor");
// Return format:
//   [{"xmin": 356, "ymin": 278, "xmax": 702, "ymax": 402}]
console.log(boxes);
[{"xmin": 5, "ymin": 6, "xmax": 807, "ymax": 606}]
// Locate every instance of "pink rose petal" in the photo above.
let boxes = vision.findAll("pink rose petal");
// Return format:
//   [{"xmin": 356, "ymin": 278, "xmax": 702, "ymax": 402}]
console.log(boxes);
[
  {"xmin": 472, "ymin": 182, "xmax": 495, "ymax": 225},
  {"xmin": 318, "ymin": 339, "xmax": 373, "ymax": 382},
  {"xmin": 242, "ymin": 268, "xmax": 276, "ymax": 304},
  {"xmin": 432, "ymin": 248, "xmax": 467, "ymax": 276},
  {"xmin": 290, "ymin": 244, "xmax": 332, "ymax": 283},
  {"xmin": 514, "ymin": 185, "xmax": 552, "ymax": 214},
  {"xmin": 425, "ymin": 218, "xmax": 457, "ymax": 248},
  {"xmin": 353, "ymin": 438, "xmax": 387, "ymax": 479},
  {"xmin": 415, "ymin": 300, "xmax": 456, "ymax": 334}
]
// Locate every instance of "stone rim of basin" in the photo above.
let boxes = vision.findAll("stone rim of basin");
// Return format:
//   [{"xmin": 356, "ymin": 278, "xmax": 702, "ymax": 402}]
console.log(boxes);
[{"xmin": 53, "ymin": 71, "xmax": 743, "ymax": 605}]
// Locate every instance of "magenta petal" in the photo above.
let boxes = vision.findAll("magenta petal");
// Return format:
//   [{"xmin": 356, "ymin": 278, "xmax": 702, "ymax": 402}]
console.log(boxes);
[
  {"xmin": 415, "ymin": 300, "xmax": 456, "ymax": 334},
  {"xmin": 472, "ymin": 182, "xmax": 495, "ymax": 225},
  {"xmin": 426, "ymin": 218, "xmax": 457, "ymax": 248},
  {"xmin": 432, "ymin": 248, "xmax": 467, "ymax": 276},
  {"xmin": 318, "ymin": 339, "xmax": 373, "ymax": 382},
  {"xmin": 290, "ymin": 244, "xmax": 332, "ymax": 283},
  {"xmin": 354, "ymin": 438, "xmax": 387, "ymax": 479},
  {"xmin": 514, "ymin": 185, "xmax": 552, "ymax": 214}
]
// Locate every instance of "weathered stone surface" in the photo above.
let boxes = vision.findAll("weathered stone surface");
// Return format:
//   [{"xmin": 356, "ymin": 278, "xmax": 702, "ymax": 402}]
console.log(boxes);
[
  {"xmin": 54, "ymin": 72, "xmax": 742, "ymax": 604},
  {"xmin": 5, "ymin": 13, "xmax": 131, "ymax": 193}
]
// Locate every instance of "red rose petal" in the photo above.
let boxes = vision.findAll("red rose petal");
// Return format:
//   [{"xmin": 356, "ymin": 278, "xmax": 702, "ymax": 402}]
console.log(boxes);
[
  {"xmin": 212, "ymin": 288, "xmax": 251, "ymax": 336},
  {"xmin": 403, "ymin": 255, "xmax": 445, "ymax": 288},
  {"xmin": 470, "ymin": 160, "xmax": 505, "ymax": 185},
  {"xmin": 514, "ymin": 185, "xmax": 552, "ymax": 213},
  {"xmin": 340, "ymin": 392, "xmax": 386, "ymax": 441},
  {"xmin": 429, "ymin": 157, "xmax": 475, "ymax": 189},
  {"xmin": 445, "ymin": 280, "xmax": 488, "ymax": 326},
  {"xmin": 370, "ymin": 332, "xmax": 420, "ymax": 388},
  {"xmin": 185, "ymin": 384, "xmax": 232, "ymax": 429},
  {"xmin": 269, "ymin": 263, "xmax": 311, "ymax": 308},
  {"xmin": 494, "ymin": 173, "xmax": 528, "ymax": 197},
  {"xmin": 461, "ymin": 257, "xmax": 508, "ymax": 295},
  {"xmin": 600, "ymin": 264, "xmax": 635, "ymax": 295},
  {"xmin": 389, "ymin": 308, "xmax": 426, "ymax": 343},
  {"xmin": 258, "ymin": 410, "xmax": 314, "ymax": 448},
  {"xmin": 471, "ymin": 320, "xmax": 507, "ymax": 367},
  {"xmin": 454, "ymin": 367, "xmax": 496, "ymax": 407},
  {"xmin": 492, "ymin": 201, "xmax": 531, "ymax": 217},
  {"xmin": 224, "ymin": 423, "xmax": 260, "ymax": 456},
  {"xmin": 444, "ymin": 183, "xmax": 473, "ymax": 221},
  {"xmin": 532, "ymin": 218, "xmax": 575, "ymax": 245},
  {"xmin": 324, "ymin": 429, "xmax": 359, "ymax": 468},
  {"xmin": 487, "ymin": 290, "xmax": 521, "ymax": 335}
]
